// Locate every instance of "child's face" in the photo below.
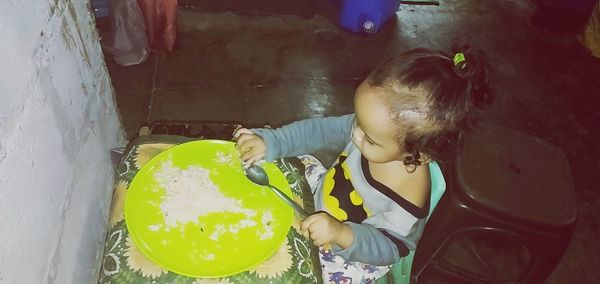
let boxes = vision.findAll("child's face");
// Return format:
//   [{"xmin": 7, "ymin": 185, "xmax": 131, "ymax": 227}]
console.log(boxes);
[{"xmin": 352, "ymin": 81, "xmax": 406, "ymax": 164}]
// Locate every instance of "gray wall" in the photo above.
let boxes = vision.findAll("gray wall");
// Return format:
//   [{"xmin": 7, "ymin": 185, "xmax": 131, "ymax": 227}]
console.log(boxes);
[{"xmin": 0, "ymin": 0, "xmax": 124, "ymax": 283}]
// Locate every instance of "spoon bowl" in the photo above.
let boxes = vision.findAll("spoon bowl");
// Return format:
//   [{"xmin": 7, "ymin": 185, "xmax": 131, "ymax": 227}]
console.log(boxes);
[{"xmin": 244, "ymin": 164, "xmax": 309, "ymax": 219}]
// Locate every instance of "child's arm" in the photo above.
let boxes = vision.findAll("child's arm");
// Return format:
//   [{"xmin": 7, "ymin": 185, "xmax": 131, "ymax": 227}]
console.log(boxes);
[
  {"xmin": 300, "ymin": 213, "xmax": 419, "ymax": 266},
  {"xmin": 248, "ymin": 114, "xmax": 354, "ymax": 162},
  {"xmin": 331, "ymin": 221, "xmax": 414, "ymax": 266}
]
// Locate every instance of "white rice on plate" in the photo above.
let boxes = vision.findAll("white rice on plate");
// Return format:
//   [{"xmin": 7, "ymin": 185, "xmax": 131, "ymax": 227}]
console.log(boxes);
[
  {"xmin": 214, "ymin": 151, "xmax": 233, "ymax": 165},
  {"xmin": 154, "ymin": 160, "xmax": 256, "ymax": 230}
]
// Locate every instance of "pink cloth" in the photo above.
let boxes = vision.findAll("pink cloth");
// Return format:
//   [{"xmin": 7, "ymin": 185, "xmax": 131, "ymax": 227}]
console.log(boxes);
[{"xmin": 138, "ymin": 0, "xmax": 177, "ymax": 51}]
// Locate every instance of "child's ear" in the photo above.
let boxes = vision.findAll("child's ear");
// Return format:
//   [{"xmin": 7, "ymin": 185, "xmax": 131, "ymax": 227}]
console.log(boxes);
[{"xmin": 402, "ymin": 151, "xmax": 430, "ymax": 164}]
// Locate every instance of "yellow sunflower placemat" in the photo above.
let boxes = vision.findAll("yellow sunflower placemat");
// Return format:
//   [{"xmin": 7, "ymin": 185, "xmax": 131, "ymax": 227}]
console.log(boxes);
[{"xmin": 99, "ymin": 135, "xmax": 323, "ymax": 284}]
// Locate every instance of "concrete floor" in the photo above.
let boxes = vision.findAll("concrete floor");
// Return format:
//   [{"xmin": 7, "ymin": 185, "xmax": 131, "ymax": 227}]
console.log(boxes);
[{"xmin": 104, "ymin": 0, "xmax": 600, "ymax": 282}]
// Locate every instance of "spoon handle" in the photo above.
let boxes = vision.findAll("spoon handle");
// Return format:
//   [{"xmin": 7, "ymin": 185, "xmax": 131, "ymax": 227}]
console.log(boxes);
[{"xmin": 267, "ymin": 185, "xmax": 310, "ymax": 219}]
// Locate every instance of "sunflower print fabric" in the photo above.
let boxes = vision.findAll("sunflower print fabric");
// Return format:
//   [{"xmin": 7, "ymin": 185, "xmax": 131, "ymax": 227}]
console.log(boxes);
[{"xmin": 99, "ymin": 135, "xmax": 322, "ymax": 284}]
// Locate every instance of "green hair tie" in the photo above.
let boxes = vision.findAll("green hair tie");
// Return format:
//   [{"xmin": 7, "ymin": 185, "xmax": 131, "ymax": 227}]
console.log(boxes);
[{"xmin": 453, "ymin": 52, "xmax": 466, "ymax": 68}]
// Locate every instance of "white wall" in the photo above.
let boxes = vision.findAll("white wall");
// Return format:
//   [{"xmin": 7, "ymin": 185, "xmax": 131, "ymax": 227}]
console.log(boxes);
[{"xmin": 0, "ymin": 0, "xmax": 125, "ymax": 283}]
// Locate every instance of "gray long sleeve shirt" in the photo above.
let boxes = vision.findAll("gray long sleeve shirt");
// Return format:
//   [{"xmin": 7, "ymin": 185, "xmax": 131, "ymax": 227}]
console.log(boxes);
[{"xmin": 252, "ymin": 114, "xmax": 432, "ymax": 266}]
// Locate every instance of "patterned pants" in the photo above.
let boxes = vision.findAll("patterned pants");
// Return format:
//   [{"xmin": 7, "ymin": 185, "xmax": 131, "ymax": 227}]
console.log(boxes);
[{"xmin": 299, "ymin": 155, "xmax": 391, "ymax": 284}]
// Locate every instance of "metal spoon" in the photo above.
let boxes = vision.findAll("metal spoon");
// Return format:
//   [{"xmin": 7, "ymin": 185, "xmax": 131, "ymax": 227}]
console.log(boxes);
[{"xmin": 244, "ymin": 164, "xmax": 309, "ymax": 219}]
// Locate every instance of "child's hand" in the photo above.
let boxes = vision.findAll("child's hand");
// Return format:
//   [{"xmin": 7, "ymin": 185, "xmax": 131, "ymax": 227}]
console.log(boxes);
[
  {"xmin": 300, "ymin": 212, "xmax": 353, "ymax": 248},
  {"xmin": 233, "ymin": 128, "xmax": 266, "ymax": 165}
]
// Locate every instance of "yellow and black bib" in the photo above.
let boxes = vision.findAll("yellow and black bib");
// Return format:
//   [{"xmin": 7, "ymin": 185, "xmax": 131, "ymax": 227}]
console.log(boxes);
[{"xmin": 322, "ymin": 153, "xmax": 371, "ymax": 223}]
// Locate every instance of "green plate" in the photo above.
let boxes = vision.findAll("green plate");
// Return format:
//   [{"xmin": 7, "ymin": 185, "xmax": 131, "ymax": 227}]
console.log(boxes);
[{"xmin": 124, "ymin": 140, "xmax": 294, "ymax": 278}]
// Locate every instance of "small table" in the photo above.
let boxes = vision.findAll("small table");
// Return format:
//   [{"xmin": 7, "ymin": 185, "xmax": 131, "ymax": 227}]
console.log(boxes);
[{"xmin": 99, "ymin": 135, "xmax": 323, "ymax": 283}]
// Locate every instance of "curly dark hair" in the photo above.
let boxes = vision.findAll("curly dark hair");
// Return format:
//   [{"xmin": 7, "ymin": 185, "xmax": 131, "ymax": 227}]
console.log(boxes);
[{"xmin": 366, "ymin": 45, "xmax": 491, "ymax": 168}]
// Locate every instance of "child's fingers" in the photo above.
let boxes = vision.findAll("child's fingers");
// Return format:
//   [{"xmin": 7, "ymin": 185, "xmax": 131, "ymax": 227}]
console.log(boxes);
[
  {"xmin": 237, "ymin": 137, "xmax": 258, "ymax": 155},
  {"xmin": 238, "ymin": 138, "xmax": 266, "ymax": 163},
  {"xmin": 239, "ymin": 141, "xmax": 261, "ymax": 158},
  {"xmin": 236, "ymin": 136, "xmax": 262, "ymax": 155},
  {"xmin": 307, "ymin": 227, "xmax": 330, "ymax": 247},
  {"xmin": 300, "ymin": 228, "xmax": 310, "ymax": 239},
  {"xmin": 302, "ymin": 214, "xmax": 338, "ymax": 247},
  {"xmin": 233, "ymin": 128, "xmax": 253, "ymax": 141},
  {"xmin": 231, "ymin": 125, "xmax": 242, "ymax": 139},
  {"xmin": 233, "ymin": 124, "xmax": 243, "ymax": 134},
  {"xmin": 312, "ymin": 237, "xmax": 327, "ymax": 247},
  {"xmin": 241, "ymin": 152, "xmax": 264, "ymax": 165},
  {"xmin": 233, "ymin": 127, "xmax": 249, "ymax": 138},
  {"xmin": 300, "ymin": 214, "xmax": 319, "ymax": 232},
  {"xmin": 302, "ymin": 216, "xmax": 328, "ymax": 241}
]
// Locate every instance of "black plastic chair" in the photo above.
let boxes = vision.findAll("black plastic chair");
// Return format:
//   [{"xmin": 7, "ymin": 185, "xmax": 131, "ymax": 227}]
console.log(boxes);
[{"xmin": 411, "ymin": 123, "xmax": 577, "ymax": 283}]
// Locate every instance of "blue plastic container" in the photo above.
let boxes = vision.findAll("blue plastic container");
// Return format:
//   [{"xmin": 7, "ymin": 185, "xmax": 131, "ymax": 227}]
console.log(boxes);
[
  {"xmin": 339, "ymin": 0, "xmax": 402, "ymax": 34},
  {"xmin": 91, "ymin": 0, "xmax": 109, "ymax": 18}
]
